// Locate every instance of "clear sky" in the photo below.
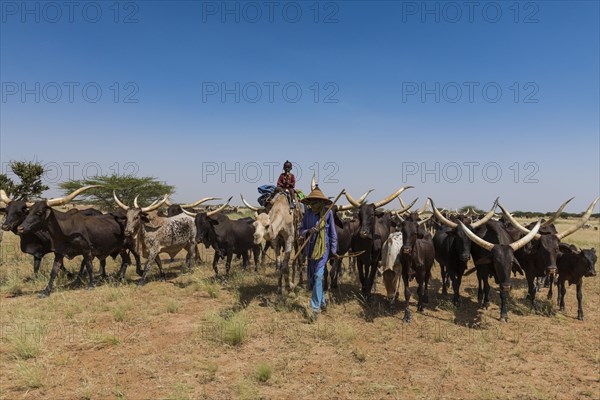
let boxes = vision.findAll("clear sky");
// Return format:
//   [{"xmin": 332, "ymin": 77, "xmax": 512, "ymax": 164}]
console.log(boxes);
[{"xmin": 1, "ymin": 1, "xmax": 599, "ymax": 213}]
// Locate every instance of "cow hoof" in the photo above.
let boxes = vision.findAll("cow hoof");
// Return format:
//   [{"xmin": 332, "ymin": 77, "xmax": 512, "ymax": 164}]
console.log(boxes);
[
  {"xmin": 578, "ymin": 312, "xmax": 584, "ymax": 321},
  {"xmin": 136, "ymin": 269, "xmax": 144, "ymax": 277},
  {"xmin": 86, "ymin": 285, "xmax": 95, "ymax": 291},
  {"xmin": 559, "ymin": 306, "xmax": 565, "ymax": 312},
  {"xmin": 417, "ymin": 304, "xmax": 424, "ymax": 312},
  {"xmin": 483, "ymin": 302, "xmax": 490, "ymax": 310},
  {"xmin": 137, "ymin": 280, "xmax": 146, "ymax": 287},
  {"xmin": 500, "ymin": 315, "xmax": 508, "ymax": 323},
  {"xmin": 403, "ymin": 314, "xmax": 411, "ymax": 323},
  {"xmin": 38, "ymin": 290, "xmax": 51, "ymax": 298}
]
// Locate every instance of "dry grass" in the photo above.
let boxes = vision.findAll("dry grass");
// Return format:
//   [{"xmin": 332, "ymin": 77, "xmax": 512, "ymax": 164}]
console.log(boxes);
[{"xmin": 0, "ymin": 218, "xmax": 598, "ymax": 399}]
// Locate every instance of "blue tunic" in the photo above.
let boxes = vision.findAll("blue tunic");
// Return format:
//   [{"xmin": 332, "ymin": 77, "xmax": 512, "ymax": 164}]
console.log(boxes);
[{"xmin": 300, "ymin": 209, "xmax": 338, "ymax": 281}]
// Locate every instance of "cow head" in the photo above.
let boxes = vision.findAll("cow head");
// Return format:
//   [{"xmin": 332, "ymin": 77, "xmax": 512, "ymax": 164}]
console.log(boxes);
[
  {"xmin": 252, "ymin": 212, "xmax": 271, "ymax": 244},
  {"xmin": 193, "ymin": 213, "xmax": 213, "ymax": 246},
  {"xmin": 16, "ymin": 186, "xmax": 101, "ymax": 235},
  {"xmin": 381, "ymin": 232, "xmax": 403, "ymax": 302},
  {"xmin": 451, "ymin": 225, "xmax": 473, "ymax": 263},
  {"xmin": 343, "ymin": 187, "xmax": 413, "ymax": 240},
  {"xmin": 1, "ymin": 195, "xmax": 32, "ymax": 232},
  {"xmin": 167, "ymin": 204, "xmax": 183, "ymax": 217},
  {"xmin": 113, "ymin": 192, "xmax": 169, "ymax": 238}
]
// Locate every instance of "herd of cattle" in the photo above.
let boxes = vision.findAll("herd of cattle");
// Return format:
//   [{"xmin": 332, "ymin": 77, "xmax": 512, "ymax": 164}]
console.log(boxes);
[{"xmin": 0, "ymin": 185, "xmax": 598, "ymax": 324}]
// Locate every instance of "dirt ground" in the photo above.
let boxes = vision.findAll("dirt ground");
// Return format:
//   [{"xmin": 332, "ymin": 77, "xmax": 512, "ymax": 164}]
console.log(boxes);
[{"xmin": 0, "ymin": 218, "xmax": 598, "ymax": 400}]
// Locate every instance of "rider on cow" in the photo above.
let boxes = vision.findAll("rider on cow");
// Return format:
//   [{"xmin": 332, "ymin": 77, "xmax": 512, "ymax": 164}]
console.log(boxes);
[
  {"xmin": 300, "ymin": 186, "xmax": 338, "ymax": 322},
  {"xmin": 277, "ymin": 160, "xmax": 296, "ymax": 209}
]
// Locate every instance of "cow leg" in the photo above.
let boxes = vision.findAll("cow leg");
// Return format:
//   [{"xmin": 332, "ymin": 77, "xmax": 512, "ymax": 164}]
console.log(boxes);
[
  {"xmin": 194, "ymin": 244, "xmax": 203, "ymax": 264},
  {"xmin": 39, "ymin": 255, "xmax": 64, "ymax": 298},
  {"xmin": 132, "ymin": 252, "xmax": 143, "ymax": 276},
  {"xmin": 440, "ymin": 263, "xmax": 448, "ymax": 296},
  {"xmin": 527, "ymin": 274, "xmax": 538, "ymax": 310},
  {"xmin": 138, "ymin": 252, "xmax": 157, "ymax": 286},
  {"xmin": 558, "ymin": 278, "xmax": 566, "ymax": 311},
  {"xmin": 32, "ymin": 256, "xmax": 42, "ymax": 278},
  {"xmin": 225, "ymin": 250, "xmax": 233, "ymax": 276},
  {"xmin": 499, "ymin": 286, "xmax": 509, "ymax": 322},
  {"xmin": 402, "ymin": 271, "xmax": 411, "ymax": 322},
  {"xmin": 452, "ymin": 272, "xmax": 462, "ymax": 307},
  {"xmin": 547, "ymin": 274, "xmax": 554, "ymax": 300},
  {"xmin": 212, "ymin": 252, "xmax": 220, "ymax": 277},
  {"xmin": 476, "ymin": 269, "xmax": 484, "ymax": 306},
  {"xmin": 117, "ymin": 251, "xmax": 131, "ymax": 281},
  {"xmin": 576, "ymin": 281, "xmax": 584, "ymax": 320},
  {"xmin": 98, "ymin": 259, "xmax": 107, "ymax": 280},
  {"xmin": 416, "ymin": 271, "xmax": 426, "ymax": 312},
  {"xmin": 241, "ymin": 251, "xmax": 249, "ymax": 271},
  {"xmin": 155, "ymin": 257, "xmax": 166, "ymax": 281},
  {"xmin": 252, "ymin": 246, "xmax": 260, "ymax": 272},
  {"xmin": 186, "ymin": 243, "xmax": 196, "ymax": 272},
  {"xmin": 356, "ymin": 259, "xmax": 366, "ymax": 293},
  {"xmin": 85, "ymin": 257, "xmax": 95, "ymax": 290}
]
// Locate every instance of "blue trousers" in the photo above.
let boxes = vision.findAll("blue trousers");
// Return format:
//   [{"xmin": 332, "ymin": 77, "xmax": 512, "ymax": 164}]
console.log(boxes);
[{"xmin": 308, "ymin": 258, "xmax": 327, "ymax": 312}]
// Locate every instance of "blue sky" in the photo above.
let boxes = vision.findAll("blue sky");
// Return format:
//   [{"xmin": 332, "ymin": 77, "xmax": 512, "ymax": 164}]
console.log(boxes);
[{"xmin": 1, "ymin": 1, "xmax": 598, "ymax": 212}]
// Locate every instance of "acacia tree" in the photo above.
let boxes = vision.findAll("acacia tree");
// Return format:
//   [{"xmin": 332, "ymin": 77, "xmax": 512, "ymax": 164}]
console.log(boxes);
[
  {"xmin": 59, "ymin": 174, "xmax": 175, "ymax": 211},
  {"xmin": 0, "ymin": 161, "xmax": 49, "ymax": 200}
]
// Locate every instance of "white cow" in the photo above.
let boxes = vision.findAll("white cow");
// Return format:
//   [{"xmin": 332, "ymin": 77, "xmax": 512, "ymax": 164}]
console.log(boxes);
[{"xmin": 380, "ymin": 232, "xmax": 403, "ymax": 303}]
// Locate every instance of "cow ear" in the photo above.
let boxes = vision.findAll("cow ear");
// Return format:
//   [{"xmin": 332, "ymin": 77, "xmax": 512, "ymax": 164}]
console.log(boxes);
[
  {"xmin": 141, "ymin": 214, "xmax": 150, "ymax": 223},
  {"xmin": 375, "ymin": 210, "xmax": 385, "ymax": 218}
]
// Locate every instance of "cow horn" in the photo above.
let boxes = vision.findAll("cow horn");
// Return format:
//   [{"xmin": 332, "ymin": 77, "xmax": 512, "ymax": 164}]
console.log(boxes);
[
  {"xmin": 207, "ymin": 197, "xmax": 232, "ymax": 217},
  {"xmin": 542, "ymin": 197, "xmax": 575, "ymax": 227},
  {"xmin": 418, "ymin": 215, "xmax": 432, "ymax": 226},
  {"xmin": 429, "ymin": 198, "xmax": 457, "ymax": 228},
  {"xmin": 458, "ymin": 221, "xmax": 495, "ymax": 252},
  {"xmin": 180, "ymin": 208, "xmax": 197, "ymax": 217},
  {"xmin": 374, "ymin": 187, "xmax": 413, "ymax": 209},
  {"xmin": 47, "ymin": 185, "xmax": 101, "ymax": 207},
  {"xmin": 179, "ymin": 197, "xmax": 221, "ymax": 209},
  {"xmin": 0, "ymin": 190, "xmax": 12, "ymax": 204},
  {"xmin": 311, "ymin": 173, "xmax": 317, "ymax": 191},
  {"xmin": 133, "ymin": 196, "xmax": 140, "ymax": 209},
  {"xmin": 393, "ymin": 198, "xmax": 418, "ymax": 215},
  {"xmin": 343, "ymin": 192, "xmax": 362, "ymax": 208},
  {"xmin": 497, "ymin": 202, "xmax": 540, "ymax": 239},
  {"xmin": 470, "ymin": 198, "xmax": 498, "ymax": 228},
  {"xmin": 141, "ymin": 194, "xmax": 168, "ymax": 213},
  {"xmin": 556, "ymin": 197, "xmax": 600, "ymax": 240},
  {"xmin": 240, "ymin": 194, "xmax": 260, "ymax": 211},
  {"xmin": 510, "ymin": 220, "xmax": 542, "ymax": 252},
  {"xmin": 337, "ymin": 189, "xmax": 374, "ymax": 211},
  {"xmin": 398, "ymin": 197, "xmax": 407, "ymax": 209},
  {"xmin": 417, "ymin": 198, "xmax": 430, "ymax": 215},
  {"xmin": 165, "ymin": 198, "xmax": 174, "ymax": 206},
  {"xmin": 113, "ymin": 191, "xmax": 129, "ymax": 210}
]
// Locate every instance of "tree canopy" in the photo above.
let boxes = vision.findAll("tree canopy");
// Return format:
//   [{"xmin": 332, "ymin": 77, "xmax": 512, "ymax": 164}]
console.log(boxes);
[{"xmin": 0, "ymin": 161, "xmax": 49, "ymax": 201}]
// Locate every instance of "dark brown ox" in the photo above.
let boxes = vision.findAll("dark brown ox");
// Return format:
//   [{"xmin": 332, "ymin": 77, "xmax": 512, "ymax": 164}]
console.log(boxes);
[
  {"xmin": 343, "ymin": 187, "xmax": 413, "ymax": 298},
  {"xmin": 16, "ymin": 186, "xmax": 132, "ymax": 297},
  {"xmin": 458, "ymin": 219, "xmax": 541, "ymax": 322},
  {"xmin": 399, "ymin": 215, "xmax": 435, "ymax": 321},
  {"xmin": 556, "ymin": 244, "xmax": 597, "ymax": 320},
  {"xmin": 498, "ymin": 197, "xmax": 599, "ymax": 310}
]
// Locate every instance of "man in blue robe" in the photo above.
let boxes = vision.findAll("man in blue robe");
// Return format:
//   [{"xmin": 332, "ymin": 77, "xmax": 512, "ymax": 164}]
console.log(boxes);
[{"xmin": 300, "ymin": 186, "xmax": 338, "ymax": 322}]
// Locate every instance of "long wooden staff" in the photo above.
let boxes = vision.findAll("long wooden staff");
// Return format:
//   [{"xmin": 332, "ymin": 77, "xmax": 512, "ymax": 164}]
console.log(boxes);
[{"xmin": 292, "ymin": 188, "xmax": 346, "ymax": 263}]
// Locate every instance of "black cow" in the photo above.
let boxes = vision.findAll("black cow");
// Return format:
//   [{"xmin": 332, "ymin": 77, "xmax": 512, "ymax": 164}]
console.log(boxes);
[
  {"xmin": 459, "ymin": 220, "xmax": 541, "ymax": 322},
  {"xmin": 556, "ymin": 244, "xmax": 597, "ymax": 320},
  {"xmin": 327, "ymin": 207, "xmax": 361, "ymax": 289},
  {"xmin": 430, "ymin": 198, "xmax": 498, "ymax": 306},
  {"xmin": 17, "ymin": 186, "xmax": 133, "ymax": 297},
  {"xmin": 188, "ymin": 211, "xmax": 260, "ymax": 276},
  {"xmin": 344, "ymin": 187, "xmax": 412, "ymax": 297},
  {"xmin": 399, "ymin": 215, "xmax": 435, "ymax": 322},
  {"xmin": 498, "ymin": 197, "xmax": 598, "ymax": 310}
]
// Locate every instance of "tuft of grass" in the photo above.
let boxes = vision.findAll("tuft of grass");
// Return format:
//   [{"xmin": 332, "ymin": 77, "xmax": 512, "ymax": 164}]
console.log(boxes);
[
  {"xmin": 93, "ymin": 333, "xmax": 121, "ymax": 348},
  {"xmin": 166, "ymin": 383, "xmax": 191, "ymax": 400},
  {"xmin": 253, "ymin": 362, "xmax": 273, "ymax": 383},
  {"xmin": 352, "ymin": 349, "xmax": 367, "ymax": 363},
  {"xmin": 534, "ymin": 297, "xmax": 558, "ymax": 317},
  {"xmin": 1, "ymin": 272, "xmax": 25, "ymax": 296},
  {"xmin": 167, "ymin": 300, "xmax": 180, "ymax": 314},
  {"xmin": 8, "ymin": 333, "xmax": 43, "ymax": 360},
  {"xmin": 112, "ymin": 300, "xmax": 133, "ymax": 322},
  {"xmin": 205, "ymin": 284, "xmax": 219, "ymax": 299},
  {"xmin": 15, "ymin": 361, "xmax": 45, "ymax": 389},
  {"xmin": 236, "ymin": 379, "xmax": 259, "ymax": 400}
]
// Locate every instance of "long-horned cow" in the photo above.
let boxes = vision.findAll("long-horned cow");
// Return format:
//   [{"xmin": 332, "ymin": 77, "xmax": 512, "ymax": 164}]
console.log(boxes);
[
  {"xmin": 113, "ymin": 192, "xmax": 199, "ymax": 285},
  {"xmin": 17, "ymin": 186, "xmax": 134, "ymax": 297}
]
